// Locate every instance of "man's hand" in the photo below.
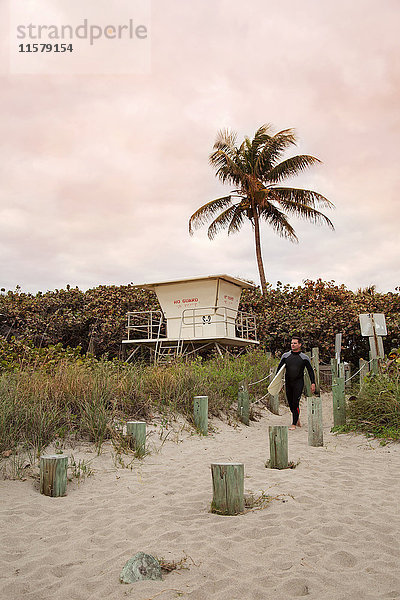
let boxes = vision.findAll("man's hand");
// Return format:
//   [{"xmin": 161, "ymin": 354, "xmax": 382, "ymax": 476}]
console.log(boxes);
[{"xmin": 311, "ymin": 383, "xmax": 316, "ymax": 394}]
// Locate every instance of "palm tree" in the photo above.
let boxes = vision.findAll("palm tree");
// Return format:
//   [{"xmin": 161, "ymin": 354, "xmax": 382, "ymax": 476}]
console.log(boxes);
[{"xmin": 189, "ymin": 124, "xmax": 334, "ymax": 295}]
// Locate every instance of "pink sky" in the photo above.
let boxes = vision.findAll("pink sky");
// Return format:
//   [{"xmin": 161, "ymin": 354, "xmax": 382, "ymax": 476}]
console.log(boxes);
[{"xmin": 1, "ymin": 0, "xmax": 399, "ymax": 293}]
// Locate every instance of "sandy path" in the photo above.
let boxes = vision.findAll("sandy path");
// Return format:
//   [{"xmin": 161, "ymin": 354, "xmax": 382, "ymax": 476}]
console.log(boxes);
[{"xmin": 1, "ymin": 393, "xmax": 400, "ymax": 600}]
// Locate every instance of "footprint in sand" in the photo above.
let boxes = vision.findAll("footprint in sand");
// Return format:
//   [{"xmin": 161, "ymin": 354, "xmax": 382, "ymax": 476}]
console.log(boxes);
[
  {"xmin": 330, "ymin": 550, "xmax": 357, "ymax": 568},
  {"xmin": 278, "ymin": 578, "xmax": 311, "ymax": 597},
  {"xmin": 319, "ymin": 525, "xmax": 345, "ymax": 537}
]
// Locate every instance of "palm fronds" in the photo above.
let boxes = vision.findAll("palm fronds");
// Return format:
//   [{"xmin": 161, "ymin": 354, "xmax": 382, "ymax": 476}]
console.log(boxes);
[
  {"xmin": 207, "ymin": 204, "xmax": 239, "ymax": 240},
  {"xmin": 188, "ymin": 123, "xmax": 334, "ymax": 294},
  {"xmin": 272, "ymin": 187, "xmax": 335, "ymax": 221},
  {"xmin": 255, "ymin": 128, "xmax": 297, "ymax": 175},
  {"xmin": 189, "ymin": 196, "xmax": 233, "ymax": 234},
  {"xmin": 258, "ymin": 202, "xmax": 298, "ymax": 242},
  {"xmin": 267, "ymin": 155, "xmax": 322, "ymax": 184}
]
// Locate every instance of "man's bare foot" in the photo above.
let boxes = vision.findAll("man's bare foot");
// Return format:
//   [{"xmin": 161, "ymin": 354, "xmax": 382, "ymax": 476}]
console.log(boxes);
[
  {"xmin": 289, "ymin": 425, "xmax": 296, "ymax": 430},
  {"xmin": 297, "ymin": 421, "xmax": 302, "ymax": 427}
]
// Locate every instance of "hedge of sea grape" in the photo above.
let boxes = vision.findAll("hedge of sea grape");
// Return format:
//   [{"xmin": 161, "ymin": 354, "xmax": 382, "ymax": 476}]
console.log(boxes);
[{"xmin": 1, "ymin": 279, "xmax": 399, "ymax": 365}]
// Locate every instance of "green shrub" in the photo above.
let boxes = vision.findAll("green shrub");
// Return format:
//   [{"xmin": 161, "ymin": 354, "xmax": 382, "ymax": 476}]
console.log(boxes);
[
  {"xmin": 346, "ymin": 366, "xmax": 400, "ymax": 440},
  {"xmin": 1, "ymin": 280, "xmax": 399, "ymax": 363}
]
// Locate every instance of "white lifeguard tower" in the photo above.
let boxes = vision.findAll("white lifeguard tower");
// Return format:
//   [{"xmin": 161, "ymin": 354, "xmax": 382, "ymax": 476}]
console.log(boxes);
[{"xmin": 122, "ymin": 274, "xmax": 258, "ymax": 363}]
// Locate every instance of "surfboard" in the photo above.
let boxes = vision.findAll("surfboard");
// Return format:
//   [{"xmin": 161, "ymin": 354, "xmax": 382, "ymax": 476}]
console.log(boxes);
[{"xmin": 268, "ymin": 364, "xmax": 286, "ymax": 396}]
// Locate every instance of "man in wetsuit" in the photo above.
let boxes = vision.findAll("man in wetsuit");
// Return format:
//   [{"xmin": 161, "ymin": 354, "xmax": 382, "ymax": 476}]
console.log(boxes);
[{"xmin": 276, "ymin": 336, "xmax": 316, "ymax": 430}]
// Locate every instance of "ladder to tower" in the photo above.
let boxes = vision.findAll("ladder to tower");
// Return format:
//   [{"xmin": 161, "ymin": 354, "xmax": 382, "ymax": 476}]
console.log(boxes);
[{"xmin": 155, "ymin": 339, "xmax": 183, "ymax": 365}]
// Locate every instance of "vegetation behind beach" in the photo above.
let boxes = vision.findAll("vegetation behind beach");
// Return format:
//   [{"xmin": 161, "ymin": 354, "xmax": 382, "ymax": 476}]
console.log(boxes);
[
  {"xmin": 1, "ymin": 279, "xmax": 399, "ymax": 364},
  {"xmin": 346, "ymin": 363, "xmax": 400, "ymax": 441},
  {"xmin": 0, "ymin": 279, "xmax": 399, "ymax": 465}
]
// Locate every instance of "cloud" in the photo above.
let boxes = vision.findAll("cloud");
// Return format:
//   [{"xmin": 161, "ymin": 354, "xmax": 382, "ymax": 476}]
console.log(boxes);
[{"xmin": 0, "ymin": 0, "xmax": 399, "ymax": 293}]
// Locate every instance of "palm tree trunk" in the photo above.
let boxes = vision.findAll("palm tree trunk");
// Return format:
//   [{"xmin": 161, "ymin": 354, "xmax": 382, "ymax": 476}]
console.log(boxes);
[{"xmin": 252, "ymin": 207, "xmax": 268, "ymax": 295}]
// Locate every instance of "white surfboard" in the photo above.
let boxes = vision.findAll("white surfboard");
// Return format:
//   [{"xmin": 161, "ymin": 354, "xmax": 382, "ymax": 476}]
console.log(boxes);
[{"xmin": 268, "ymin": 364, "xmax": 286, "ymax": 396}]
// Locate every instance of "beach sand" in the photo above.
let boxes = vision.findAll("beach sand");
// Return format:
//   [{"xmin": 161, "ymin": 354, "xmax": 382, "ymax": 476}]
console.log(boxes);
[{"xmin": 1, "ymin": 392, "xmax": 400, "ymax": 600}]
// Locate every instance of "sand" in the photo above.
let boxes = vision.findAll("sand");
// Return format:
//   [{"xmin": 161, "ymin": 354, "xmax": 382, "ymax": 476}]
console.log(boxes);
[{"xmin": 1, "ymin": 392, "xmax": 400, "ymax": 600}]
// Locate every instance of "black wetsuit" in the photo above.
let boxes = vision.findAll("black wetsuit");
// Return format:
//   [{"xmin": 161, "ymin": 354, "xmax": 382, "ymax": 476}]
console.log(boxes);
[{"xmin": 277, "ymin": 351, "xmax": 315, "ymax": 425}]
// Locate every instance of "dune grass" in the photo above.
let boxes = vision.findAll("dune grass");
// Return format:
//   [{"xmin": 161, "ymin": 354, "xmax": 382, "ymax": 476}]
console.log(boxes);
[
  {"xmin": 0, "ymin": 349, "xmax": 275, "ymax": 458},
  {"xmin": 344, "ymin": 369, "xmax": 400, "ymax": 441}
]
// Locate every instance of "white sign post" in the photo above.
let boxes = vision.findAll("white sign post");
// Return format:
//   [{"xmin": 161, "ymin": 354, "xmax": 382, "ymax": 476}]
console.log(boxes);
[
  {"xmin": 359, "ymin": 313, "xmax": 386, "ymax": 359},
  {"xmin": 335, "ymin": 333, "xmax": 342, "ymax": 364}
]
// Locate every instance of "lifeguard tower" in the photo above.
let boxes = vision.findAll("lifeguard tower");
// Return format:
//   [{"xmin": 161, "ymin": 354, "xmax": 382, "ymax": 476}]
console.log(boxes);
[{"xmin": 122, "ymin": 274, "xmax": 258, "ymax": 363}]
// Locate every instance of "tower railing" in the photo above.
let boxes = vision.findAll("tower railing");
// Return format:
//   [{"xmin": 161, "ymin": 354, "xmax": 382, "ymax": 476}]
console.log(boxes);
[
  {"xmin": 178, "ymin": 306, "xmax": 257, "ymax": 344},
  {"xmin": 126, "ymin": 310, "xmax": 166, "ymax": 341},
  {"xmin": 235, "ymin": 310, "xmax": 257, "ymax": 341},
  {"xmin": 125, "ymin": 307, "xmax": 257, "ymax": 345}
]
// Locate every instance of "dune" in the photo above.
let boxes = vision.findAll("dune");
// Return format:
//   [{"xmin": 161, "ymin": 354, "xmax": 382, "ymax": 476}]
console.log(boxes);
[{"xmin": 1, "ymin": 392, "xmax": 400, "ymax": 600}]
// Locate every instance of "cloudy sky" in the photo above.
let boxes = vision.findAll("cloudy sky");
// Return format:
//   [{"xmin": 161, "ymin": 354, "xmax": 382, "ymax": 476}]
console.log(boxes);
[{"xmin": 1, "ymin": 0, "xmax": 399, "ymax": 293}]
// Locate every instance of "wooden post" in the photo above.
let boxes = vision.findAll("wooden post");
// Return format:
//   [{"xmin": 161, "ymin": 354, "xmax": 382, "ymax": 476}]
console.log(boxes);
[
  {"xmin": 370, "ymin": 358, "xmax": 379, "ymax": 375},
  {"xmin": 268, "ymin": 394, "xmax": 280, "ymax": 415},
  {"xmin": 237, "ymin": 381, "xmax": 249, "ymax": 425},
  {"xmin": 304, "ymin": 372, "xmax": 311, "ymax": 397},
  {"xmin": 330, "ymin": 357, "xmax": 338, "ymax": 384},
  {"xmin": 338, "ymin": 362, "xmax": 345, "ymax": 379},
  {"xmin": 307, "ymin": 397, "xmax": 323, "ymax": 447},
  {"xmin": 40, "ymin": 454, "xmax": 68, "ymax": 497},
  {"xmin": 304, "ymin": 352, "xmax": 312, "ymax": 397},
  {"xmin": 344, "ymin": 364, "xmax": 351, "ymax": 388},
  {"xmin": 268, "ymin": 426, "xmax": 288, "ymax": 469},
  {"xmin": 359, "ymin": 358, "xmax": 369, "ymax": 390},
  {"xmin": 193, "ymin": 396, "xmax": 208, "ymax": 435},
  {"xmin": 126, "ymin": 421, "xmax": 146, "ymax": 456},
  {"xmin": 311, "ymin": 347, "xmax": 320, "ymax": 396},
  {"xmin": 211, "ymin": 463, "xmax": 244, "ymax": 515},
  {"xmin": 332, "ymin": 376, "xmax": 346, "ymax": 427},
  {"xmin": 268, "ymin": 368, "xmax": 280, "ymax": 415}
]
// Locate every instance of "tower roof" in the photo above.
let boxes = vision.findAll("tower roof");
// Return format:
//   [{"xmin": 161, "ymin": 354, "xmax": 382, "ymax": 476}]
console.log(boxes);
[{"xmin": 132, "ymin": 274, "xmax": 256, "ymax": 291}]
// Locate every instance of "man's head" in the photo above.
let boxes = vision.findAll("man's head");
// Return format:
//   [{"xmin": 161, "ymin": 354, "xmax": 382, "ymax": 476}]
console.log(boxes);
[{"xmin": 291, "ymin": 336, "xmax": 302, "ymax": 352}]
